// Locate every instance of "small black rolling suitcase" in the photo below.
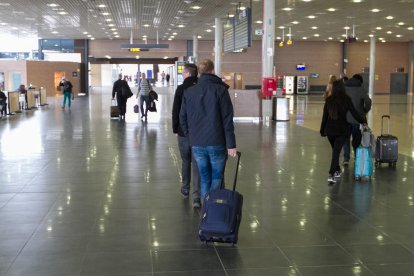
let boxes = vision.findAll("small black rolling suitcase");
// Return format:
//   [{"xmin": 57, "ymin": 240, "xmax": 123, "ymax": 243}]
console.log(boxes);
[
  {"xmin": 375, "ymin": 115, "xmax": 398, "ymax": 167},
  {"xmin": 199, "ymin": 152, "xmax": 243, "ymax": 245}
]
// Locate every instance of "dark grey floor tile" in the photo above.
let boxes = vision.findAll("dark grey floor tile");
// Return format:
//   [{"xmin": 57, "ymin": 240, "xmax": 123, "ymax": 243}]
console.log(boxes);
[
  {"xmin": 6, "ymin": 252, "xmax": 84, "ymax": 276},
  {"xmin": 0, "ymin": 255, "xmax": 15, "ymax": 275},
  {"xmin": 21, "ymin": 236, "xmax": 89, "ymax": 255},
  {"xmin": 80, "ymin": 251, "xmax": 152, "ymax": 275},
  {"xmin": 280, "ymin": 245, "xmax": 357, "ymax": 266},
  {"xmin": 154, "ymin": 271, "xmax": 225, "ymax": 276},
  {"xmin": 152, "ymin": 249, "xmax": 222, "ymax": 272},
  {"xmin": 226, "ymin": 267, "xmax": 299, "ymax": 276},
  {"xmin": 217, "ymin": 247, "xmax": 291, "ymax": 269},
  {"xmin": 344, "ymin": 244, "xmax": 414, "ymax": 264},
  {"xmin": 0, "ymin": 237, "xmax": 27, "ymax": 256},
  {"xmin": 366, "ymin": 263, "xmax": 414, "ymax": 276},
  {"xmin": 86, "ymin": 234, "xmax": 151, "ymax": 252},
  {"xmin": 298, "ymin": 265, "xmax": 374, "ymax": 276}
]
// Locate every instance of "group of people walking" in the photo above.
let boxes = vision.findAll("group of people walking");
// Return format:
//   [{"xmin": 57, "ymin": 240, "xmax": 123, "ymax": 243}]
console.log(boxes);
[
  {"xmin": 112, "ymin": 72, "xmax": 153, "ymax": 120},
  {"xmin": 320, "ymin": 74, "xmax": 372, "ymax": 184},
  {"xmin": 172, "ymin": 59, "xmax": 237, "ymax": 208}
]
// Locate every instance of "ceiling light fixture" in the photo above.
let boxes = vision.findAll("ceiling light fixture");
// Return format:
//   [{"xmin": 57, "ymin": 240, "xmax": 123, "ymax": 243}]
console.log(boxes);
[
  {"xmin": 327, "ymin": 8, "xmax": 336, "ymax": 12},
  {"xmin": 255, "ymin": 20, "xmax": 263, "ymax": 24},
  {"xmin": 386, "ymin": 16, "xmax": 394, "ymax": 20},
  {"xmin": 282, "ymin": 7, "xmax": 293, "ymax": 11},
  {"xmin": 292, "ymin": 21, "xmax": 300, "ymax": 24},
  {"xmin": 311, "ymin": 26, "xmax": 318, "ymax": 29},
  {"xmin": 408, "ymin": 27, "xmax": 414, "ymax": 30},
  {"xmin": 371, "ymin": 9, "xmax": 380, "ymax": 13},
  {"xmin": 191, "ymin": 6, "xmax": 201, "ymax": 10},
  {"xmin": 307, "ymin": 15, "xmax": 316, "ymax": 19},
  {"xmin": 398, "ymin": 22, "xmax": 405, "ymax": 25}
]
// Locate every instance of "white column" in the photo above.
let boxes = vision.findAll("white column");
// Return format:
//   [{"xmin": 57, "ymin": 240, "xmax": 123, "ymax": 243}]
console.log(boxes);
[
  {"xmin": 214, "ymin": 17, "xmax": 223, "ymax": 77},
  {"xmin": 193, "ymin": 35, "xmax": 198, "ymax": 63},
  {"xmin": 408, "ymin": 42, "xmax": 414, "ymax": 94},
  {"xmin": 369, "ymin": 37, "xmax": 376, "ymax": 98},
  {"xmin": 262, "ymin": 0, "xmax": 275, "ymax": 78}
]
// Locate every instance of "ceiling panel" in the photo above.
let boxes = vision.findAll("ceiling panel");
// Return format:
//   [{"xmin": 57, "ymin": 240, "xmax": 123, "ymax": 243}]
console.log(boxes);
[{"xmin": 0, "ymin": 0, "xmax": 413, "ymax": 43}]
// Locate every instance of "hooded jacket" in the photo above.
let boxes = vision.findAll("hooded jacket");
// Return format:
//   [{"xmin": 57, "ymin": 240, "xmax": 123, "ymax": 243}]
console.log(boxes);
[
  {"xmin": 179, "ymin": 73, "xmax": 236, "ymax": 148},
  {"xmin": 345, "ymin": 77, "xmax": 372, "ymax": 124},
  {"xmin": 172, "ymin": 75, "xmax": 198, "ymax": 137}
]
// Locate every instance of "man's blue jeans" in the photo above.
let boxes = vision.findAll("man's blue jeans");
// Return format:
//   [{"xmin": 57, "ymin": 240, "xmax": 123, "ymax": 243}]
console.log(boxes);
[{"xmin": 192, "ymin": 146, "xmax": 226, "ymax": 201}]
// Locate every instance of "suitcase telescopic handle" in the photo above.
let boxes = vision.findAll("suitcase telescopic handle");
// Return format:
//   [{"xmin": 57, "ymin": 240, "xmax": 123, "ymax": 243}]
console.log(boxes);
[
  {"xmin": 381, "ymin": 115, "xmax": 391, "ymax": 136},
  {"xmin": 232, "ymin": 151, "xmax": 241, "ymax": 192}
]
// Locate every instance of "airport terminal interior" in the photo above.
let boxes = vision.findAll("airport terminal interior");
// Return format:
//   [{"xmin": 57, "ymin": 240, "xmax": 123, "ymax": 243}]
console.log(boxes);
[
  {"xmin": 2, "ymin": 0, "xmax": 414, "ymax": 275},
  {"xmin": 1, "ymin": 86, "xmax": 414, "ymax": 275}
]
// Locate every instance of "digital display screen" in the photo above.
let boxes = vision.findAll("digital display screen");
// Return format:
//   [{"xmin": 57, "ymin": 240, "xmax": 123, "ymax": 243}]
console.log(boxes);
[{"xmin": 296, "ymin": 64, "xmax": 306, "ymax": 70}]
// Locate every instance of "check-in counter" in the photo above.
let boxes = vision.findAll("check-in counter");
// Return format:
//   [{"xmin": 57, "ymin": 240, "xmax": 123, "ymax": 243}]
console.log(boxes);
[
  {"xmin": 40, "ymin": 87, "xmax": 48, "ymax": 105},
  {"xmin": 228, "ymin": 89, "xmax": 262, "ymax": 118},
  {"xmin": 27, "ymin": 88, "xmax": 36, "ymax": 109}
]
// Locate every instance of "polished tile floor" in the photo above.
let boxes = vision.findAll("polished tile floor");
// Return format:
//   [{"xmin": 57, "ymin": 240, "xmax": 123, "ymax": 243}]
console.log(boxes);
[{"xmin": 1, "ymin": 86, "xmax": 414, "ymax": 276}]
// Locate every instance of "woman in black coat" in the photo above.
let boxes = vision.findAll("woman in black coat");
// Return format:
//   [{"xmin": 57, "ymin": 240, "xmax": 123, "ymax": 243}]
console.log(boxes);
[{"xmin": 320, "ymin": 80, "xmax": 367, "ymax": 183}]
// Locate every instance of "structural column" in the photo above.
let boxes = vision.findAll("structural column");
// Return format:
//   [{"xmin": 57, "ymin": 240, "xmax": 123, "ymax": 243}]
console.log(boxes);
[
  {"xmin": 408, "ymin": 41, "xmax": 414, "ymax": 94},
  {"xmin": 262, "ymin": 0, "xmax": 275, "ymax": 78},
  {"xmin": 193, "ymin": 35, "xmax": 198, "ymax": 63},
  {"xmin": 369, "ymin": 37, "xmax": 376, "ymax": 98},
  {"xmin": 214, "ymin": 17, "xmax": 223, "ymax": 77}
]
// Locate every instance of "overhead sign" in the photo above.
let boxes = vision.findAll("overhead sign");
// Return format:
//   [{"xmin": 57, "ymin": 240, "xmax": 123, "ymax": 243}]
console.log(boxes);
[
  {"xmin": 129, "ymin": 48, "xmax": 141, "ymax": 52},
  {"xmin": 121, "ymin": 43, "xmax": 169, "ymax": 49}
]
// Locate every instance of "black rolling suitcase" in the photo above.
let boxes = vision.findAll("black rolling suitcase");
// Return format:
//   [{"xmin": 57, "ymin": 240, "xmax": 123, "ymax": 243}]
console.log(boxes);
[
  {"xmin": 375, "ymin": 115, "xmax": 398, "ymax": 167},
  {"xmin": 199, "ymin": 151, "xmax": 243, "ymax": 245}
]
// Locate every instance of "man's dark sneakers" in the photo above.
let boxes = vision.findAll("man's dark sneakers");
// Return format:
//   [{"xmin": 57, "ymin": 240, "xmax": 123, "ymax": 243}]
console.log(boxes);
[
  {"xmin": 193, "ymin": 198, "xmax": 201, "ymax": 208},
  {"xmin": 181, "ymin": 188, "xmax": 189, "ymax": 198}
]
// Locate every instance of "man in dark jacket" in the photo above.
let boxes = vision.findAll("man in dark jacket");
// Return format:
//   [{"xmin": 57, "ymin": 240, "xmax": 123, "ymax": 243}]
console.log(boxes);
[
  {"xmin": 180, "ymin": 59, "xmax": 237, "ymax": 202},
  {"xmin": 172, "ymin": 63, "xmax": 201, "ymax": 208},
  {"xmin": 112, "ymin": 73, "xmax": 129, "ymax": 119},
  {"xmin": 343, "ymin": 74, "xmax": 372, "ymax": 165}
]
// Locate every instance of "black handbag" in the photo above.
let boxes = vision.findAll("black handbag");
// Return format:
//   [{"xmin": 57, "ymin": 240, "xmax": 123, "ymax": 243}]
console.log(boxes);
[
  {"xmin": 121, "ymin": 85, "xmax": 133, "ymax": 98},
  {"xmin": 148, "ymin": 101, "xmax": 157, "ymax": 112}
]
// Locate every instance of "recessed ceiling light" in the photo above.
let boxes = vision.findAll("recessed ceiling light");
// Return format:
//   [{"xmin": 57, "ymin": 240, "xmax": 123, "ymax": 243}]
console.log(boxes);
[
  {"xmin": 314, "ymin": 34, "xmax": 320, "ymax": 37},
  {"xmin": 381, "ymin": 40, "xmax": 386, "ymax": 43},
  {"xmin": 282, "ymin": 7, "xmax": 293, "ymax": 11},
  {"xmin": 0, "ymin": 22, "xmax": 8, "ymax": 25},
  {"xmin": 311, "ymin": 26, "xmax": 318, "ymax": 29},
  {"xmin": 379, "ymin": 37, "xmax": 384, "ymax": 40},
  {"xmin": 386, "ymin": 16, "xmax": 394, "ymax": 20},
  {"xmin": 387, "ymin": 31, "xmax": 392, "ymax": 34},
  {"xmin": 173, "ymin": 32, "xmax": 177, "ymax": 35},
  {"xmin": 87, "ymin": 35, "xmax": 92, "ymax": 37},
  {"xmin": 398, "ymin": 22, "xmax": 405, "ymax": 25},
  {"xmin": 364, "ymin": 40, "xmax": 368, "ymax": 42},
  {"xmin": 163, "ymin": 56, "xmax": 168, "ymax": 59},
  {"xmin": 408, "ymin": 27, "xmax": 414, "ymax": 30},
  {"xmin": 114, "ymin": 35, "xmax": 120, "ymax": 38},
  {"xmin": 135, "ymin": 55, "xmax": 140, "ymax": 59},
  {"xmin": 307, "ymin": 15, "xmax": 316, "ymax": 19},
  {"xmin": 278, "ymin": 26, "xmax": 285, "ymax": 29},
  {"xmin": 191, "ymin": 5, "xmax": 201, "ymax": 10},
  {"xmin": 292, "ymin": 21, "xmax": 300, "ymax": 24},
  {"xmin": 206, "ymin": 29, "xmax": 212, "ymax": 32},
  {"xmin": 168, "ymin": 38, "xmax": 172, "ymax": 40},
  {"xmin": 47, "ymin": 3, "xmax": 59, "ymax": 7},
  {"xmin": 340, "ymin": 39, "xmax": 345, "ymax": 42},
  {"xmin": 344, "ymin": 26, "xmax": 350, "ymax": 30},
  {"xmin": 302, "ymin": 0, "xmax": 312, "ymax": 2},
  {"xmin": 396, "ymin": 34, "xmax": 402, "ymax": 37},
  {"xmin": 276, "ymin": 36, "xmax": 281, "ymax": 40},
  {"xmin": 371, "ymin": 9, "xmax": 380, "ymax": 13},
  {"xmin": 58, "ymin": 12, "xmax": 67, "ymax": 15},
  {"xmin": 376, "ymin": 27, "xmax": 382, "ymax": 30},
  {"xmin": 178, "ymin": 24, "xmax": 185, "ymax": 28},
  {"xmin": 91, "ymin": 37, "xmax": 95, "ymax": 40},
  {"xmin": 327, "ymin": 8, "xmax": 336, "ymax": 12},
  {"xmin": 239, "ymin": 6, "xmax": 246, "ymax": 11},
  {"xmin": 369, "ymin": 34, "xmax": 374, "ymax": 37},
  {"xmin": 328, "ymin": 37, "xmax": 333, "ymax": 40},
  {"xmin": 229, "ymin": 14, "xmax": 235, "ymax": 18},
  {"xmin": 102, "ymin": 12, "xmax": 110, "ymax": 16},
  {"xmin": 255, "ymin": 20, "xmax": 262, "ymax": 24},
  {"xmin": 98, "ymin": 4, "xmax": 106, "ymax": 8},
  {"xmin": 51, "ymin": 31, "xmax": 59, "ymax": 34},
  {"xmin": 342, "ymin": 34, "xmax": 347, "ymax": 37},
  {"xmin": 197, "ymin": 35, "xmax": 202, "ymax": 39},
  {"xmin": 105, "ymin": 19, "xmax": 112, "ymax": 22},
  {"xmin": 352, "ymin": 0, "xmax": 362, "ymax": 2},
  {"xmin": 107, "ymin": 24, "xmax": 115, "ymax": 27},
  {"xmin": 110, "ymin": 28, "xmax": 116, "ymax": 31},
  {"xmin": 302, "ymin": 37, "xmax": 308, "ymax": 40},
  {"xmin": 143, "ymin": 24, "xmax": 150, "ymax": 27},
  {"xmin": 143, "ymin": 35, "xmax": 147, "ymax": 38}
]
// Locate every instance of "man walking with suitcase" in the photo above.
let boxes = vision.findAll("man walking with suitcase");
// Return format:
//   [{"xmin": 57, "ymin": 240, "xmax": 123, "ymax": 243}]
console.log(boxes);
[
  {"xmin": 172, "ymin": 64, "xmax": 201, "ymax": 208},
  {"xmin": 180, "ymin": 59, "xmax": 237, "ymax": 202}
]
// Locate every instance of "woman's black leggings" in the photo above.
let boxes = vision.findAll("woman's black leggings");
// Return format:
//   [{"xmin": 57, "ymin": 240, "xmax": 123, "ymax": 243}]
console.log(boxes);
[{"xmin": 327, "ymin": 135, "xmax": 347, "ymax": 175}]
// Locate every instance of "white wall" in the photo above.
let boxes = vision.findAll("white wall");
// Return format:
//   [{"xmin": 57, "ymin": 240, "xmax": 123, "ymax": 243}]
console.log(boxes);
[{"xmin": 101, "ymin": 64, "xmax": 113, "ymax": 87}]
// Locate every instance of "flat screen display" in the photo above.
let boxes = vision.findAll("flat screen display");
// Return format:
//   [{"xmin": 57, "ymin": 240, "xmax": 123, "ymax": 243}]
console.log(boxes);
[{"xmin": 296, "ymin": 64, "xmax": 306, "ymax": 70}]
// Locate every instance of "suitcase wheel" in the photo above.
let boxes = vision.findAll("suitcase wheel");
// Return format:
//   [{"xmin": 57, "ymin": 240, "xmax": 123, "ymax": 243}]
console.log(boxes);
[{"xmin": 355, "ymin": 176, "xmax": 361, "ymax": 181}]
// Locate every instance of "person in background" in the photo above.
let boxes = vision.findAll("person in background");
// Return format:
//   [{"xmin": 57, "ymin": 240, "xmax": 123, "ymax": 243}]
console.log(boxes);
[
  {"xmin": 112, "ymin": 73, "xmax": 129, "ymax": 120},
  {"xmin": 320, "ymin": 80, "xmax": 367, "ymax": 184},
  {"xmin": 166, "ymin": 73, "xmax": 170, "ymax": 85},
  {"xmin": 323, "ymin": 75, "xmax": 336, "ymax": 101},
  {"xmin": 342, "ymin": 74, "xmax": 372, "ymax": 165},
  {"xmin": 18, "ymin": 84, "xmax": 27, "ymax": 110},
  {"xmin": 61, "ymin": 78, "xmax": 74, "ymax": 109},
  {"xmin": 0, "ymin": 89, "xmax": 7, "ymax": 117},
  {"xmin": 172, "ymin": 64, "xmax": 201, "ymax": 208},
  {"xmin": 180, "ymin": 59, "xmax": 237, "ymax": 202},
  {"xmin": 137, "ymin": 72, "xmax": 152, "ymax": 120},
  {"xmin": 161, "ymin": 71, "xmax": 166, "ymax": 85}
]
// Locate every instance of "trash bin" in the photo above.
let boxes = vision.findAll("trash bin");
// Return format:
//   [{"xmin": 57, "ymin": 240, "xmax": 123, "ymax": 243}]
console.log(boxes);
[{"xmin": 272, "ymin": 96, "xmax": 290, "ymax": 121}]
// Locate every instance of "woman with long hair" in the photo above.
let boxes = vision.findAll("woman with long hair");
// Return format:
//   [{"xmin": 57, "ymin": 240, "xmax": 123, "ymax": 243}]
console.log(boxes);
[
  {"xmin": 320, "ymin": 80, "xmax": 366, "ymax": 183},
  {"xmin": 323, "ymin": 75, "xmax": 336, "ymax": 101}
]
